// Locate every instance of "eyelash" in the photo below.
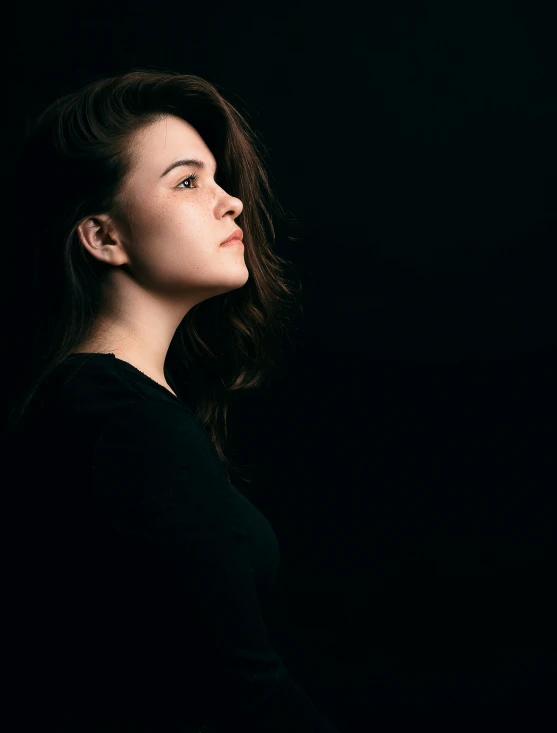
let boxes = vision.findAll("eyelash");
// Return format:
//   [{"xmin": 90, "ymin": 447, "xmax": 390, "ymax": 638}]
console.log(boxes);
[{"xmin": 177, "ymin": 172, "xmax": 200, "ymax": 189}]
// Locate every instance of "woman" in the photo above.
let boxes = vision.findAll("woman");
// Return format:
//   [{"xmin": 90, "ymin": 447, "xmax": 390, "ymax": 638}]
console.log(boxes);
[{"xmin": 7, "ymin": 70, "xmax": 340, "ymax": 732}]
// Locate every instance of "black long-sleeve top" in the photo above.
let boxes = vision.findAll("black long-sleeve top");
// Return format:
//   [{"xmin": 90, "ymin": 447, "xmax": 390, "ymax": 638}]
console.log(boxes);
[{"xmin": 8, "ymin": 353, "xmax": 340, "ymax": 732}]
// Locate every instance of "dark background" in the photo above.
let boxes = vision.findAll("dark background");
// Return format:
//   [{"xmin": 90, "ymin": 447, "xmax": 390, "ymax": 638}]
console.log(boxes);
[{"xmin": 9, "ymin": 1, "xmax": 556, "ymax": 730}]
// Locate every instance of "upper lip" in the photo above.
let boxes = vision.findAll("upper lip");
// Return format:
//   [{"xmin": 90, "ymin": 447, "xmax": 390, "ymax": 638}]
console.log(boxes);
[{"xmin": 220, "ymin": 228, "xmax": 243, "ymax": 245}]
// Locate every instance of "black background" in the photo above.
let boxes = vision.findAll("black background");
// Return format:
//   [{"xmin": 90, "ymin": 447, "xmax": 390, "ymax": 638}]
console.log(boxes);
[{"xmin": 8, "ymin": 1, "xmax": 556, "ymax": 730}]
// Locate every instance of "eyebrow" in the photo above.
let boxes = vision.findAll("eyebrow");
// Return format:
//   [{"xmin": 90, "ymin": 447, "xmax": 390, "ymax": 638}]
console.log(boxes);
[{"xmin": 160, "ymin": 158, "xmax": 217, "ymax": 178}]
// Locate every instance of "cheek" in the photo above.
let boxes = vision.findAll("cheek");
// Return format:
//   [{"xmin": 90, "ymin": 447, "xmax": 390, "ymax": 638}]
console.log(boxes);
[
  {"xmin": 128, "ymin": 198, "xmax": 183, "ymax": 251},
  {"xmin": 125, "ymin": 191, "xmax": 218, "ymax": 261},
  {"xmin": 126, "ymin": 202, "xmax": 212, "ymax": 282}
]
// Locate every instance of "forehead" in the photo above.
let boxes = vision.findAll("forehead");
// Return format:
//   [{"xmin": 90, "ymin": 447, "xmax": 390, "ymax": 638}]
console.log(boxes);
[{"xmin": 127, "ymin": 114, "xmax": 216, "ymax": 174}]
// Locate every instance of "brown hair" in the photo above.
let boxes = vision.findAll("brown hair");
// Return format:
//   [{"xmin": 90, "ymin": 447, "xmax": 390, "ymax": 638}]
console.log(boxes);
[{"xmin": 7, "ymin": 68, "xmax": 303, "ymax": 484}]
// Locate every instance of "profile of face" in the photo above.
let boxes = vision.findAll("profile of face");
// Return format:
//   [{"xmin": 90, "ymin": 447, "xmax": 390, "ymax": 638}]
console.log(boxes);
[{"xmin": 77, "ymin": 114, "xmax": 248, "ymax": 313}]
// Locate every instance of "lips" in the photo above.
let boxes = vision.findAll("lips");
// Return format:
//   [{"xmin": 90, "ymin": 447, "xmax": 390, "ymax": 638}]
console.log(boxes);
[{"xmin": 220, "ymin": 228, "xmax": 243, "ymax": 246}]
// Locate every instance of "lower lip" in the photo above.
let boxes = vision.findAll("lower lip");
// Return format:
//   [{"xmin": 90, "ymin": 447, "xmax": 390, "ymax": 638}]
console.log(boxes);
[{"xmin": 221, "ymin": 239, "xmax": 244, "ymax": 247}]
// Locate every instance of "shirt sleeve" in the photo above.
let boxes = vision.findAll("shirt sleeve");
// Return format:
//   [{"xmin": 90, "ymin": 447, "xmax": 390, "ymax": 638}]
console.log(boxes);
[{"xmin": 90, "ymin": 399, "xmax": 341, "ymax": 732}]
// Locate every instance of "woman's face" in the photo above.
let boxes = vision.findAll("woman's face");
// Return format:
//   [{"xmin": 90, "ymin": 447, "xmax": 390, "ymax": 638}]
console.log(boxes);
[{"xmin": 113, "ymin": 113, "xmax": 248, "ymax": 302}]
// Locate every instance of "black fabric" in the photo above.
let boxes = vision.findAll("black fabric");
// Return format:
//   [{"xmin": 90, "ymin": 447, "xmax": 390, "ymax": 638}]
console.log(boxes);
[{"xmin": 8, "ymin": 353, "xmax": 340, "ymax": 732}]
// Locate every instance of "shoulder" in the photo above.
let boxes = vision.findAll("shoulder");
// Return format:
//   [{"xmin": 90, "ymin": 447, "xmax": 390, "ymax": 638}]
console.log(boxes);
[
  {"xmin": 94, "ymin": 398, "xmax": 212, "ymax": 458},
  {"xmin": 91, "ymin": 398, "xmax": 228, "ymax": 493}
]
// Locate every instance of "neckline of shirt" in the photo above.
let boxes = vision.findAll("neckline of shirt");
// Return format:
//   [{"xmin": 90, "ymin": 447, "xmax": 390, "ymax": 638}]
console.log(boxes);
[{"xmin": 66, "ymin": 352, "xmax": 183, "ymax": 403}]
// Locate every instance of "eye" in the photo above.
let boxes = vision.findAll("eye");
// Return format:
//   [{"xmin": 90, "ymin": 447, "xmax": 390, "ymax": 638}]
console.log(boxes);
[{"xmin": 177, "ymin": 172, "xmax": 200, "ymax": 189}]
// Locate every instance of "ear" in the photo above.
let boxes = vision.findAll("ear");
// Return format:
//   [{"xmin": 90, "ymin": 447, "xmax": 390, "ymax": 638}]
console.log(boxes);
[{"xmin": 75, "ymin": 213, "xmax": 129, "ymax": 266}]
